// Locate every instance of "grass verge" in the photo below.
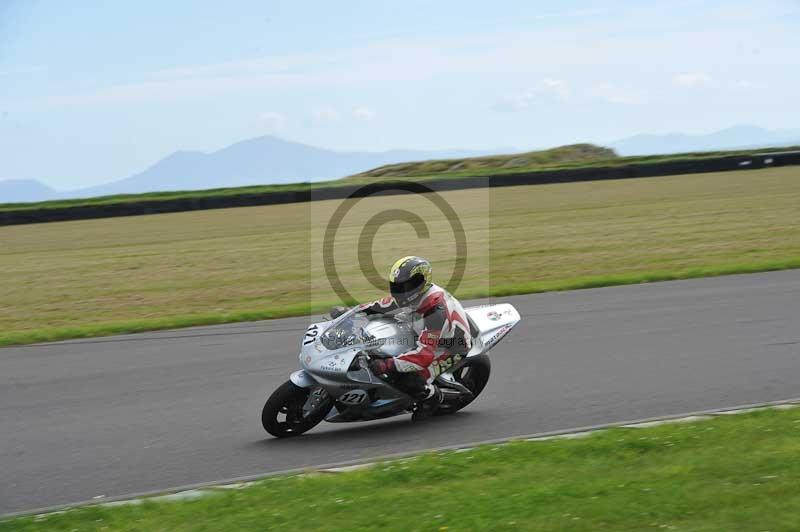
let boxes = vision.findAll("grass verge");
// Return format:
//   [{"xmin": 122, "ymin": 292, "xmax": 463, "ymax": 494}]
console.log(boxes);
[
  {"xmin": 2, "ymin": 257, "xmax": 799, "ymax": 348},
  {"xmin": 4, "ymin": 407, "xmax": 800, "ymax": 531}
]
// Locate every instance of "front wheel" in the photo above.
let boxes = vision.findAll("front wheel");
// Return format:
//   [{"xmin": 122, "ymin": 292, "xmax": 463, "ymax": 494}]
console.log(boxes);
[
  {"xmin": 262, "ymin": 380, "xmax": 331, "ymax": 438},
  {"xmin": 436, "ymin": 354, "xmax": 491, "ymax": 415}
]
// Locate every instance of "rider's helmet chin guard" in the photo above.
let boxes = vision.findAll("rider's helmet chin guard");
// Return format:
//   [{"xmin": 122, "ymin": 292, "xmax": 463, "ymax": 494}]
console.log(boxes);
[{"xmin": 388, "ymin": 256, "xmax": 433, "ymax": 307}]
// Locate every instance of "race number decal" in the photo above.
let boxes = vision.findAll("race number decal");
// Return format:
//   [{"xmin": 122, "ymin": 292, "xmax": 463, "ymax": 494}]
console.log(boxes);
[
  {"xmin": 303, "ymin": 324, "xmax": 319, "ymax": 345},
  {"xmin": 338, "ymin": 389, "xmax": 368, "ymax": 405}
]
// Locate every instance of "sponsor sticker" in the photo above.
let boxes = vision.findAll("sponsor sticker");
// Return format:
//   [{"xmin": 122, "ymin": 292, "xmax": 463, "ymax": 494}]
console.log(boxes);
[{"xmin": 485, "ymin": 324, "xmax": 513, "ymax": 347}]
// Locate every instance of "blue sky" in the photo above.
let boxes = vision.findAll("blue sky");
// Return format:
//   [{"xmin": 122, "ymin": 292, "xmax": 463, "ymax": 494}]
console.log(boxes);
[{"xmin": 1, "ymin": 0, "xmax": 798, "ymax": 189}]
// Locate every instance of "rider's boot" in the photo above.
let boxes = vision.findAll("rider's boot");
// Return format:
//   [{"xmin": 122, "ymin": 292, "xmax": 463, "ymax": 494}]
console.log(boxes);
[{"xmin": 411, "ymin": 384, "xmax": 443, "ymax": 421}]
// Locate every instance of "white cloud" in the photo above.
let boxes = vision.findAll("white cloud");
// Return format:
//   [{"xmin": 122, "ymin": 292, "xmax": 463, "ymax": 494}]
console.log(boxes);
[
  {"xmin": 353, "ymin": 106, "xmax": 376, "ymax": 121},
  {"xmin": 541, "ymin": 78, "xmax": 569, "ymax": 98},
  {"xmin": 311, "ymin": 107, "xmax": 340, "ymax": 123},
  {"xmin": 257, "ymin": 111, "xmax": 286, "ymax": 132},
  {"xmin": 673, "ymin": 72, "xmax": 713, "ymax": 88},
  {"xmin": 494, "ymin": 78, "xmax": 569, "ymax": 111}
]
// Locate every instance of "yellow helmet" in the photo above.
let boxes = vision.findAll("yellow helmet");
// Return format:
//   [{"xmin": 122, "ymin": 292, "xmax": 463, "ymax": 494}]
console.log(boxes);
[{"xmin": 388, "ymin": 256, "xmax": 433, "ymax": 306}]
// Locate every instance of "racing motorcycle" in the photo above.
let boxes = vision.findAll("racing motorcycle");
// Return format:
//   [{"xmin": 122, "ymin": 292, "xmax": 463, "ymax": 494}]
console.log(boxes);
[{"xmin": 261, "ymin": 303, "xmax": 520, "ymax": 437}]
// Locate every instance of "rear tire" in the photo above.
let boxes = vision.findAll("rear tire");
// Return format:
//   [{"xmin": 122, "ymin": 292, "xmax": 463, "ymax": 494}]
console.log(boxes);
[
  {"xmin": 262, "ymin": 380, "xmax": 331, "ymax": 438},
  {"xmin": 436, "ymin": 354, "xmax": 491, "ymax": 415}
]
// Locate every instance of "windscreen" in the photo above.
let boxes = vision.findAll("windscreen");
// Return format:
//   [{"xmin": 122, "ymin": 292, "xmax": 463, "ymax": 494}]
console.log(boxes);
[{"xmin": 320, "ymin": 309, "xmax": 374, "ymax": 350}]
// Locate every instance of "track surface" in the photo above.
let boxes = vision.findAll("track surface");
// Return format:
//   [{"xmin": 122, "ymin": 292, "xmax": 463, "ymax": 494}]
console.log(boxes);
[{"xmin": 2, "ymin": 270, "xmax": 799, "ymax": 514}]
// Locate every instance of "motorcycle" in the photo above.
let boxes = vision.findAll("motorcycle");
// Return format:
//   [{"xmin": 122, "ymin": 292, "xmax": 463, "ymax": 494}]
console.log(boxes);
[{"xmin": 261, "ymin": 302, "xmax": 521, "ymax": 437}]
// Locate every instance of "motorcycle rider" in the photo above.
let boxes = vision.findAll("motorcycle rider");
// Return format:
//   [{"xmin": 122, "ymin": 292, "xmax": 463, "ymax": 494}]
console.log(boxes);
[{"xmin": 333, "ymin": 256, "xmax": 472, "ymax": 420}]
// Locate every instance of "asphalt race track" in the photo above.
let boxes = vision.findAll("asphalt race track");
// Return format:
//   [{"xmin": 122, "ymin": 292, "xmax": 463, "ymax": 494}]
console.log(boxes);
[{"xmin": 2, "ymin": 270, "xmax": 799, "ymax": 514}]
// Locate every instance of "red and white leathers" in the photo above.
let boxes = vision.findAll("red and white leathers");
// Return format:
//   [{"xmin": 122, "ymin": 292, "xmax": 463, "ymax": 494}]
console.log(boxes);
[{"xmin": 359, "ymin": 283, "xmax": 472, "ymax": 385}]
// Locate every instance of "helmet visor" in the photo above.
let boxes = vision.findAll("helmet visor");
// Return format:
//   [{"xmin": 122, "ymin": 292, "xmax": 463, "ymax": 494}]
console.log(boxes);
[{"xmin": 389, "ymin": 273, "xmax": 425, "ymax": 304}]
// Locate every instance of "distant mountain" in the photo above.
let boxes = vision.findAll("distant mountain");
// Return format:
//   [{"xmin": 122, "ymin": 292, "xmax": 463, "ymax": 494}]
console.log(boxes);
[
  {"xmin": 62, "ymin": 136, "xmax": 493, "ymax": 200},
  {"xmin": 0, "ymin": 179, "xmax": 56, "ymax": 203},
  {"xmin": 610, "ymin": 125, "xmax": 800, "ymax": 156}
]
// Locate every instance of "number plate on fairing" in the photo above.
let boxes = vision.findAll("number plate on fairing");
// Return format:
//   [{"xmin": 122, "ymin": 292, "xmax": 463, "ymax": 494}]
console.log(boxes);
[{"xmin": 338, "ymin": 389, "xmax": 368, "ymax": 405}]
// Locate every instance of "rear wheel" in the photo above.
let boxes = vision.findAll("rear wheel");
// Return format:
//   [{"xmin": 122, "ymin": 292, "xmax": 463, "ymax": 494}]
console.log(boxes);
[
  {"xmin": 436, "ymin": 354, "xmax": 491, "ymax": 415},
  {"xmin": 262, "ymin": 380, "xmax": 331, "ymax": 438}
]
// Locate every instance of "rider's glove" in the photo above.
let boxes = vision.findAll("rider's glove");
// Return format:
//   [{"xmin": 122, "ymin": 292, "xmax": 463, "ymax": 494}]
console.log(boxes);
[
  {"xmin": 329, "ymin": 306, "xmax": 349, "ymax": 319},
  {"xmin": 369, "ymin": 357, "xmax": 395, "ymax": 376}
]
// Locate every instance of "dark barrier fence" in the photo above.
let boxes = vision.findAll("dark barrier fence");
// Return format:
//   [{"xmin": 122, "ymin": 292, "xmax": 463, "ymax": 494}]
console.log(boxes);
[{"xmin": 2, "ymin": 151, "xmax": 799, "ymax": 226}]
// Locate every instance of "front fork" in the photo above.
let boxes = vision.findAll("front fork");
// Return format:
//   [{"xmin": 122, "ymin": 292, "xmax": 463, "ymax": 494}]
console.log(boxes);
[
  {"xmin": 302, "ymin": 387, "xmax": 330, "ymax": 418},
  {"xmin": 290, "ymin": 370, "xmax": 330, "ymax": 418}
]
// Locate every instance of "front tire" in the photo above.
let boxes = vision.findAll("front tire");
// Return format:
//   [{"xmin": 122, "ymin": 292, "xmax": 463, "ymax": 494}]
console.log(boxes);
[{"xmin": 262, "ymin": 380, "xmax": 331, "ymax": 438}]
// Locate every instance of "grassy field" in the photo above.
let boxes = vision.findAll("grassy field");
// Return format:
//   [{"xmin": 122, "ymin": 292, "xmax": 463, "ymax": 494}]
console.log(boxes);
[
  {"xmin": 1, "ymin": 166, "xmax": 799, "ymax": 346},
  {"xmin": 348, "ymin": 145, "xmax": 800, "ymax": 180},
  {"xmin": 5, "ymin": 407, "xmax": 800, "ymax": 531},
  {"xmin": 345, "ymin": 143, "xmax": 615, "ymax": 179},
  {"xmin": 0, "ymin": 181, "xmax": 325, "ymax": 212}
]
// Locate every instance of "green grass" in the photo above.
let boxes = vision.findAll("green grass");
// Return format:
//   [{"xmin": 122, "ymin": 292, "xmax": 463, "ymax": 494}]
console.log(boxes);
[
  {"xmin": 1, "ymin": 166, "xmax": 799, "ymax": 347},
  {"xmin": 5, "ymin": 407, "xmax": 800, "ymax": 531},
  {"xmin": 351, "ymin": 144, "xmax": 800, "ymax": 180},
  {"xmin": 0, "ymin": 181, "xmax": 326, "ymax": 212},
  {"xmin": 345, "ymin": 143, "xmax": 616, "ymax": 179},
  {"xmin": 345, "ymin": 144, "xmax": 800, "ymax": 181}
]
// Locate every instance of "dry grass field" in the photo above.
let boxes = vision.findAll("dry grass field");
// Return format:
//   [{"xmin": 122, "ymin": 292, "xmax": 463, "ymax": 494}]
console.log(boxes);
[{"xmin": 1, "ymin": 166, "xmax": 799, "ymax": 345}]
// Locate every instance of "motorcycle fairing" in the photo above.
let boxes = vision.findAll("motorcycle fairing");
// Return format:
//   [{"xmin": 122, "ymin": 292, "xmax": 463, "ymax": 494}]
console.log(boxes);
[{"xmin": 289, "ymin": 303, "xmax": 519, "ymax": 423}]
